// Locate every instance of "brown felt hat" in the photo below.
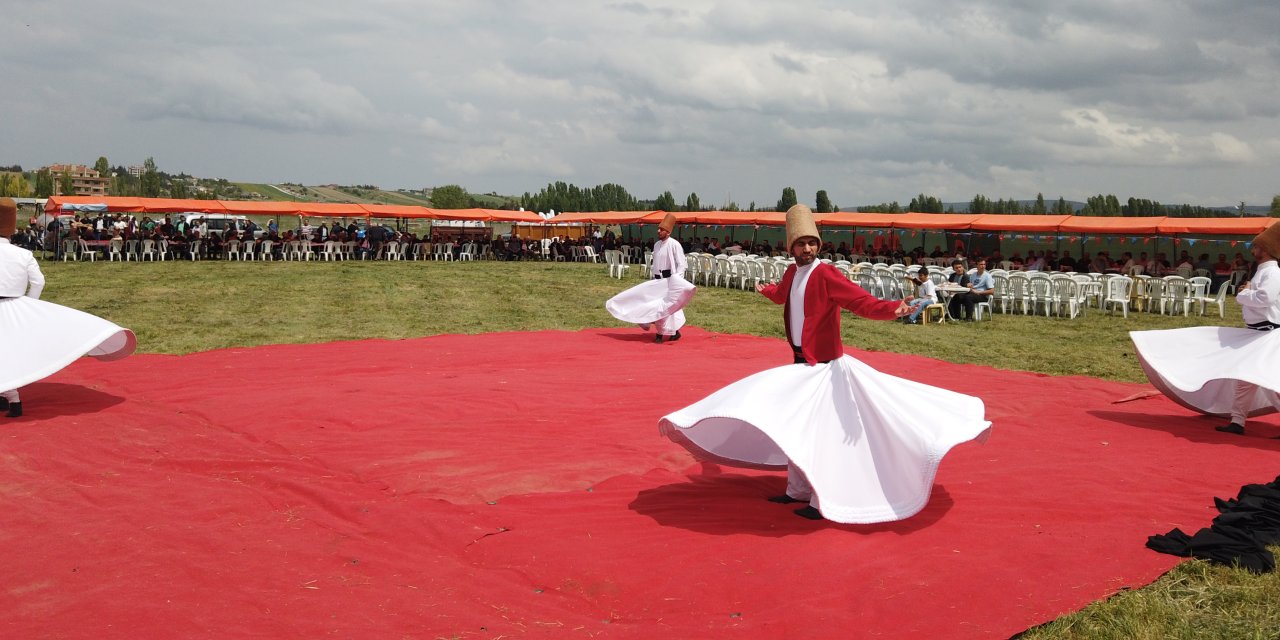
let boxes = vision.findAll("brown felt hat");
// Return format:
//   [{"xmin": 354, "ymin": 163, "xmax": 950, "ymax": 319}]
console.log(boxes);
[
  {"xmin": 658, "ymin": 212, "xmax": 677, "ymax": 233},
  {"xmin": 1252, "ymin": 223, "xmax": 1280, "ymax": 259},
  {"xmin": 786, "ymin": 204, "xmax": 820, "ymax": 250},
  {"xmin": 0, "ymin": 198, "xmax": 16, "ymax": 237}
]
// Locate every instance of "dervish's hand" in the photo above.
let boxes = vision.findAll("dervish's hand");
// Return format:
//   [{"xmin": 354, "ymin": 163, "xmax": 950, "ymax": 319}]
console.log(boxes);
[
  {"xmin": 755, "ymin": 283, "xmax": 767, "ymax": 293},
  {"xmin": 1239, "ymin": 281, "xmax": 1250, "ymax": 291},
  {"xmin": 894, "ymin": 301, "xmax": 912, "ymax": 317}
]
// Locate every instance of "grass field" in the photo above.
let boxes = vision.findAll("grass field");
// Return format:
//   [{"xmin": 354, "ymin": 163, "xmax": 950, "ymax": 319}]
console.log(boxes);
[{"xmin": 32, "ymin": 259, "xmax": 1280, "ymax": 637}]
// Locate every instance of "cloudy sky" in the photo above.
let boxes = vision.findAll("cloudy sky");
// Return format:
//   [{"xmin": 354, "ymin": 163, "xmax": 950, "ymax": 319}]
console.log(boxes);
[{"xmin": 4, "ymin": 0, "xmax": 1278, "ymax": 209}]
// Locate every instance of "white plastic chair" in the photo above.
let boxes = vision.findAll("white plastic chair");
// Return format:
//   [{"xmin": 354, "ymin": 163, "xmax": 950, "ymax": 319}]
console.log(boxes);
[
  {"xmin": 108, "ymin": 238, "xmax": 125, "ymax": 262},
  {"xmin": 139, "ymin": 239, "xmax": 157, "ymax": 261},
  {"xmin": 61, "ymin": 238, "xmax": 79, "ymax": 262},
  {"xmin": 1161, "ymin": 277, "xmax": 1193, "ymax": 316},
  {"xmin": 1197, "ymin": 283, "xmax": 1232, "ymax": 318},
  {"xmin": 1103, "ymin": 276, "xmax": 1133, "ymax": 318},
  {"xmin": 77, "ymin": 239, "xmax": 98, "ymax": 262},
  {"xmin": 1051, "ymin": 278, "xmax": 1082, "ymax": 319},
  {"xmin": 225, "ymin": 240, "xmax": 242, "ymax": 261}
]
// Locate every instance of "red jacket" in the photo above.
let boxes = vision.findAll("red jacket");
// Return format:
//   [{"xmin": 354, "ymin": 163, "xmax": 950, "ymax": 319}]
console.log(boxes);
[{"xmin": 760, "ymin": 262, "xmax": 901, "ymax": 365}]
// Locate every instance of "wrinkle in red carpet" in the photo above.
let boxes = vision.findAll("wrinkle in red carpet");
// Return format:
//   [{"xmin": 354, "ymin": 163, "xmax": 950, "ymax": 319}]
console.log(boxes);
[{"xmin": 3, "ymin": 327, "xmax": 1278, "ymax": 638}]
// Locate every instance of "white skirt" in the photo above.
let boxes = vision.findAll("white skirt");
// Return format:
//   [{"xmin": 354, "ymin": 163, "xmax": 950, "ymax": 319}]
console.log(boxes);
[
  {"xmin": 0, "ymin": 296, "xmax": 137, "ymax": 392},
  {"xmin": 1131, "ymin": 326, "xmax": 1280, "ymax": 418},
  {"xmin": 605, "ymin": 276, "xmax": 696, "ymax": 330},
  {"xmin": 659, "ymin": 355, "xmax": 991, "ymax": 524}
]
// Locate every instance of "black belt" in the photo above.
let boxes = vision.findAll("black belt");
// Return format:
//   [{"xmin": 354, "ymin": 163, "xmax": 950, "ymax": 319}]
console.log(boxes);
[
  {"xmin": 653, "ymin": 269, "xmax": 672, "ymax": 279},
  {"xmin": 1247, "ymin": 320, "xmax": 1280, "ymax": 332},
  {"xmin": 791, "ymin": 344, "xmax": 834, "ymax": 365}
]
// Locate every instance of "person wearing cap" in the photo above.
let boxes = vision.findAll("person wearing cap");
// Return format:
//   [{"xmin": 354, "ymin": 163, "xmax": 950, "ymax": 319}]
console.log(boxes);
[
  {"xmin": 1132, "ymin": 223, "xmax": 1280, "ymax": 437},
  {"xmin": 659, "ymin": 204, "xmax": 991, "ymax": 523},
  {"xmin": 0, "ymin": 198, "xmax": 137, "ymax": 419},
  {"xmin": 605, "ymin": 212, "xmax": 696, "ymax": 344}
]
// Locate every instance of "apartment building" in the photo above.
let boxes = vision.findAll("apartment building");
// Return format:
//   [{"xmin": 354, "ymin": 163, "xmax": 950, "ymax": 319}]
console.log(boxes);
[{"xmin": 45, "ymin": 163, "xmax": 110, "ymax": 196}]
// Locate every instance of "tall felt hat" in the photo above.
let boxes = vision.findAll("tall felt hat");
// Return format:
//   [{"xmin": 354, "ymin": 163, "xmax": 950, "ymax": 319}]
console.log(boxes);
[
  {"xmin": 0, "ymin": 198, "xmax": 16, "ymax": 237},
  {"xmin": 659, "ymin": 212, "xmax": 677, "ymax": 233},
  {"xmin": 785, "ymin": 204, "xmax": 820, "ymax": 249},
  {"xmin": 1252, "ymin": 222, "xmax": 1280, "ymax": 259}
]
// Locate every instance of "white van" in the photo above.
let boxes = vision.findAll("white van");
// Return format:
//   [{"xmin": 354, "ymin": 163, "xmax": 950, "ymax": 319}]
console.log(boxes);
[{"xmin": 182, "ymin": 213, "xmax": 252, "ymax": 237}]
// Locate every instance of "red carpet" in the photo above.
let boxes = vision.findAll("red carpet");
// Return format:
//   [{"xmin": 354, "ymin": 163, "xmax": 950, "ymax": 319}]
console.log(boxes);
[{"xmin": 4, "ymin": 327, "xmax": 1279, "ymax": 638}]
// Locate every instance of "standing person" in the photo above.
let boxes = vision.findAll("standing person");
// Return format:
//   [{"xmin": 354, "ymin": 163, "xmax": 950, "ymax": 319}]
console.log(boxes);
[
  {"xmin": 659, "ymin": 204, "xmax": 991, "ymax": 523},
  {"xmin": 605, "ymin": 213, "xmax": 696, "ymax": 344},
  {"xmin": 0, "ymin": 199, "xmax": 137, "ymax": 418},
  {"xmin": 1132, "ymin": 223, "xmax": 1280, "ymax": 436}
]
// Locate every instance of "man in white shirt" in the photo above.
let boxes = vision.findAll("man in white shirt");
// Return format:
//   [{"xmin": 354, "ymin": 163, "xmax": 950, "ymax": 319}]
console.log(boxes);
[
  {"xmin": 649, "ymin": 213, "xmax": 690, "ymax": 343},
  {"xmin": 1216, "ymin": 224, "xmax": 1280, "ymax": 435},
  {"xmin": 0, "ymin": 198, "xmax": 45, "ymax": 417}
]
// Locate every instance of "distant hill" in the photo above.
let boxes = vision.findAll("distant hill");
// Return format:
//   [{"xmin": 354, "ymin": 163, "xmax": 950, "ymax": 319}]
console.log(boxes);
[
  {"xmin": 935, "ymin": 201, "xmax": 1271, "ymax": 216},
  {"xmin": 230, "ymin": 183, "xmax": 516, "ymax": 208}
]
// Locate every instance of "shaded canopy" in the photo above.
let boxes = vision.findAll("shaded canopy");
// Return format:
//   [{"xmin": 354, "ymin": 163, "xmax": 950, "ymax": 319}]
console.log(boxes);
[{"xmin": 38, "ymin": 196, "xmax": 1275, "ymax": 236}]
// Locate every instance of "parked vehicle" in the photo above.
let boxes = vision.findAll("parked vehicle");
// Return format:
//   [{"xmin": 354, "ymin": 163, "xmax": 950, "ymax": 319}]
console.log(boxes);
[{"xmin": 182, "ymin": 213, "xmax": 259, "ymax": 238}]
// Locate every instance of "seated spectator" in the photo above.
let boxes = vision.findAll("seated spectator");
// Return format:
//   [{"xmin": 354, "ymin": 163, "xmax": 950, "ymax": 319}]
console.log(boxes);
[
  {"xmin": 1091, "ymin": 252, "xmax": 1112, "ymax": 273},
  {"xmin": 903, "ymin": 269, "xmax": 937, "ymax": 324},
  {"xmin": 1194, "ymin": 253, "xmax": 1213, "ymax": 274},
  {"xmin": 1026, "ymin": 251, "xmax": 1046, "ymax": 271},
  {"xmin": 949, "ymin": 259, "xmax": 994, "ymax": 321}
]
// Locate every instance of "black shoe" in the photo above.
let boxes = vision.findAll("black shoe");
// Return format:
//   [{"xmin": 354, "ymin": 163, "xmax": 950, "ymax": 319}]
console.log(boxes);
[
  {"xmin": 794, "ymin": 506, "xmax": 824, "ymax": 520},
  {"xmin": 767, "ymin": 495, "xmax": 804, "ymax": 504},
  {"xmin": 6, "ymin": 402, "xmax": 21, "ymax": 418},
  {"xmin": 1215, "ymin": 423, "xmax": 1245, "ymax": 435},
  {"xmin": 668, "ymin": 331, "xmax": 682, "ymax": 342},
  {"xmin": 654, "ymin": 334, "xmax": 664, "ymax": 344},
  {"xmin": 0, "ymin": 397, "xmax": 7, "ymax": 411}
]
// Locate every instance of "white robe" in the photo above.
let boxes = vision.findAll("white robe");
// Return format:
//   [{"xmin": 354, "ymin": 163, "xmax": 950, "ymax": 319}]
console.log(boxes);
[
  {"xmin": 1131, "ymin": 260, "xmax": 1280, "ymax": 420},
  {"xmin": 605, "ymin": 238, "xmax": 695, "ymax": 335},
  {"xmin": 0, "ymin": 297, "xmax": 137, "ymax": 392},
  {"xmin": 1131, "ymin": 326, "xmax": 1280, "ymax": 418},
  {"xmin": 0, "ymin": 239, "xmax": 136, "ymax": 393},
  {"xmin": 659, "ymin": 355, "xmax": 991, "ymax": 524}
]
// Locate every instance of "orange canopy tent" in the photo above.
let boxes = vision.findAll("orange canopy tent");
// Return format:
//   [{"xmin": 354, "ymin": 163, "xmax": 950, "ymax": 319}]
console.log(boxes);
[
  {"xmin": 1058, "ymin": 216, "xmax": 1165, "ymax": 234},
  {"xmin": 144, "ymin": 199, "xmax": 229, "ymax": 214},
  {"xmin": 45, "ymin": 195, "xmax": 146, "ymax": 213},
  {"xmin": 1155, "ymin": 217, "xmax": 1275, "ymax": 235},
  {"xmin": 471, "ymin": 209, "xmax": 544, "ymax": 223},
  {"xmin": 361, "ymin": 204, "xmax": 433, "ymax": 220},
  {"xmin": 220, "ymin": 201, "xmax": 309, "ymax": 216},
  {"xmin": 547, "ymin": 211, "xmax": 662, "ymax": 224},
  {"xmin": 970, "ymin": 215, "xmax": 1072, "ymax": 232},
  {"xmin": 817, "ymin": 212, "xmax": 902, "ymax": 228}
]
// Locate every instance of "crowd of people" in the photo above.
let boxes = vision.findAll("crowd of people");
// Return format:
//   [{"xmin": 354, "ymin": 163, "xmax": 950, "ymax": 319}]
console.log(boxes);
[{"xmin": 10, "ymin": 212, "xmax": 1265, "ymax": 291}]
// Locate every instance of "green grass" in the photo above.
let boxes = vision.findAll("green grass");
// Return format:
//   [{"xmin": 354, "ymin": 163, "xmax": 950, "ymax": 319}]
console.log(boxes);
[
  {"xmin": 32, "ymin": 259, "xmax": 1280, "ymax": 637},
  {"xmin": 229, "ymin": 183, "xmax": 293, "ymax": 201}
]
